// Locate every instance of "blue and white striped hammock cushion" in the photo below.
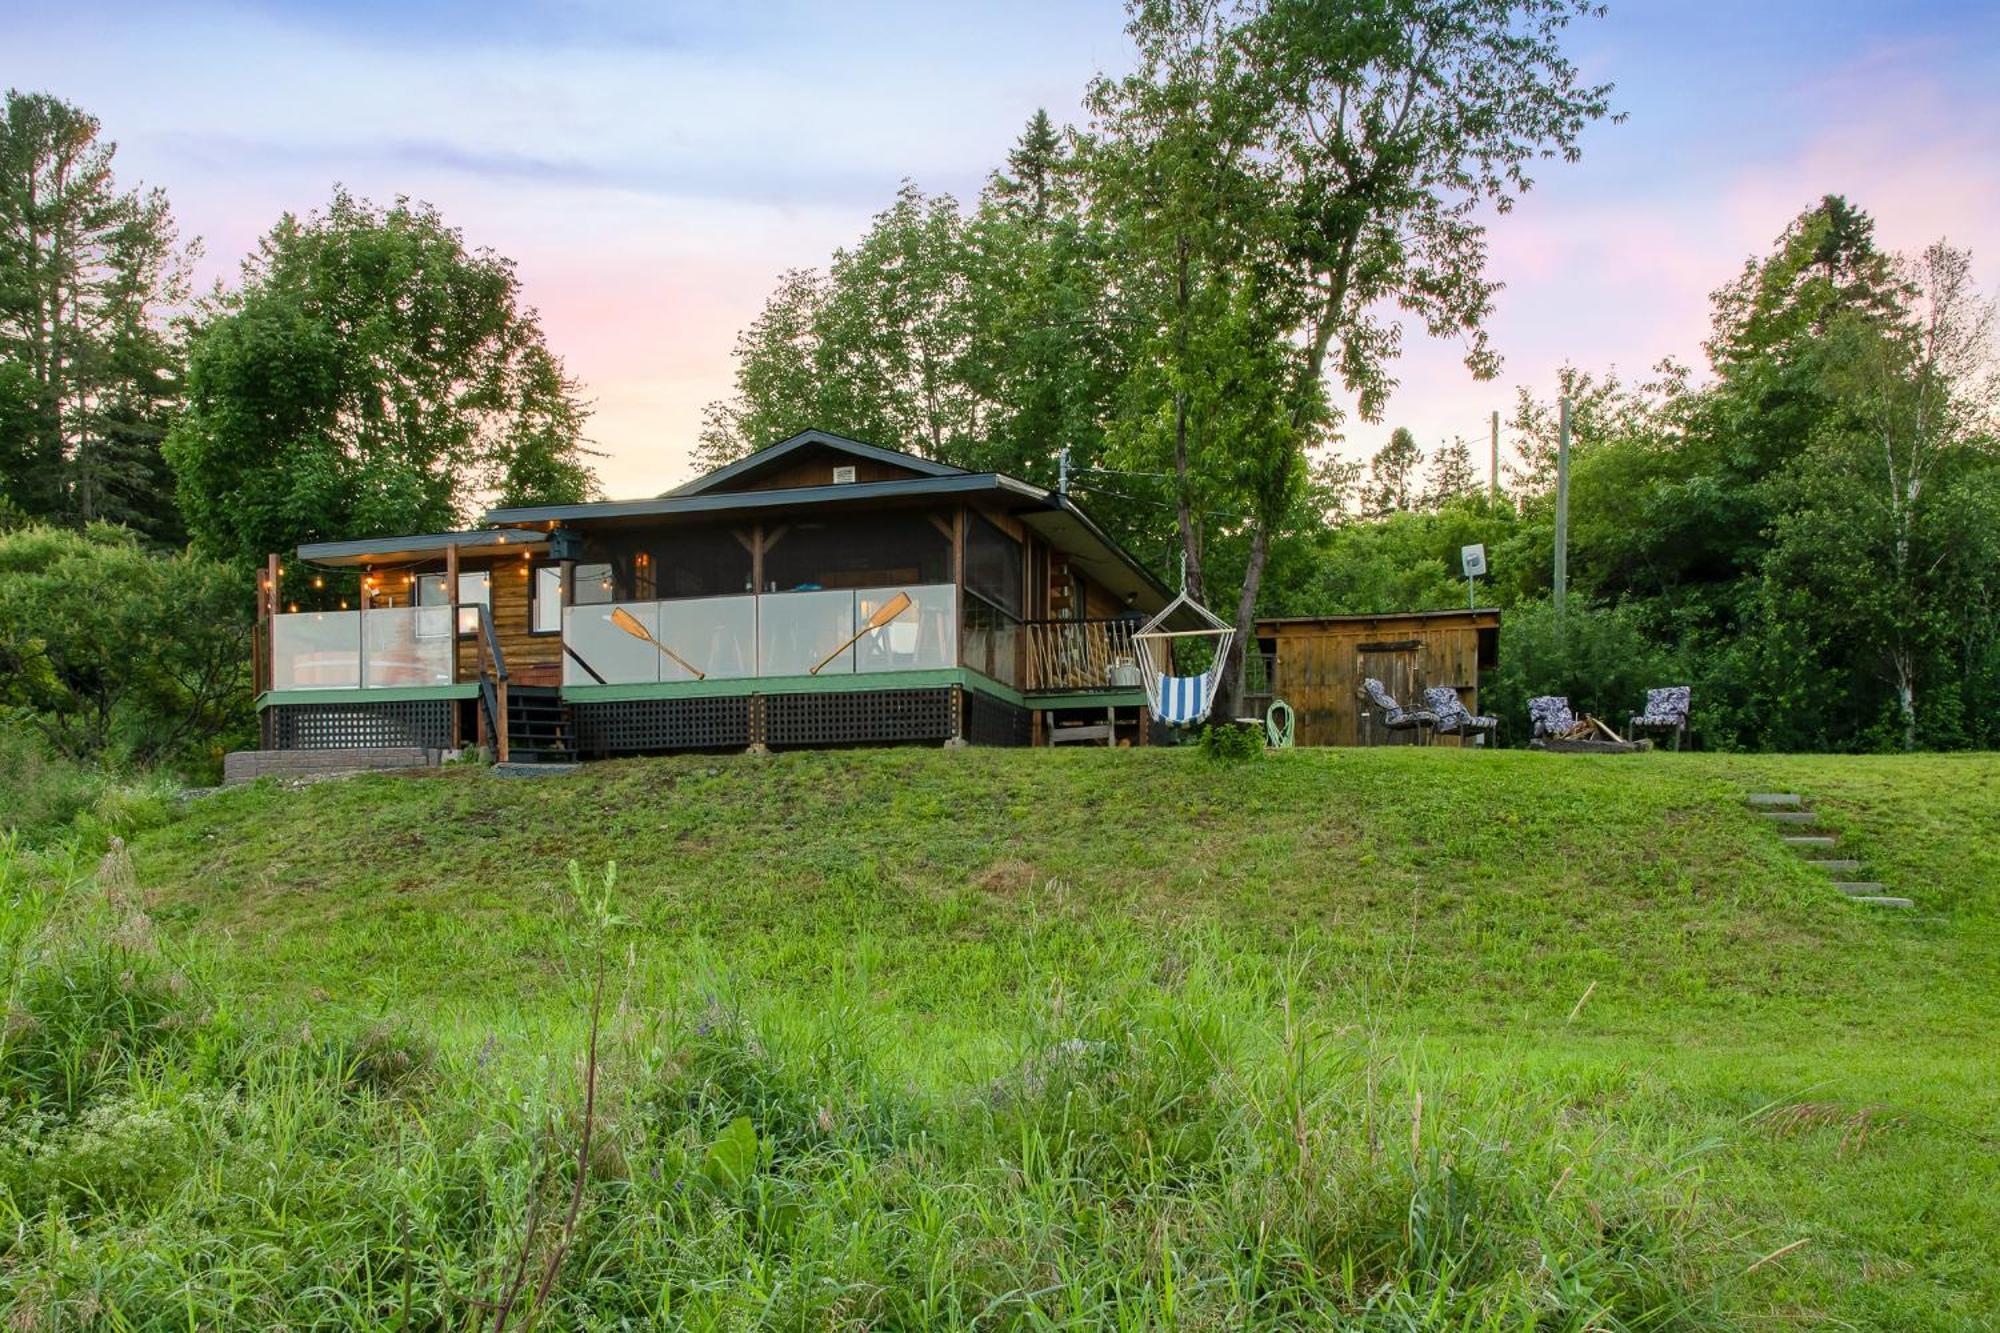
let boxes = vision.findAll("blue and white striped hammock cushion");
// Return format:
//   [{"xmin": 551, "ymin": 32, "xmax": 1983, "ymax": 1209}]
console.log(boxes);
[{"xmin": 1154, "ymin": 674, "xmax": 1211, "ymax": 725}]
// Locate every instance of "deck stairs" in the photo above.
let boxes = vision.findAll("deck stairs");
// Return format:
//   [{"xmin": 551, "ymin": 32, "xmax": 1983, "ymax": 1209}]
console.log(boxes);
[{"xmin": 504, "ymin": 687, "xmax": 576, "ymax": 764}]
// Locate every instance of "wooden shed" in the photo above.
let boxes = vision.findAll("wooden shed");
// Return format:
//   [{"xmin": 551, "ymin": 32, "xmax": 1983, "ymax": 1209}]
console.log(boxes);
[{"xmin": 1255, "ymin": 609, "xmax": 1501, "ymax": 746}]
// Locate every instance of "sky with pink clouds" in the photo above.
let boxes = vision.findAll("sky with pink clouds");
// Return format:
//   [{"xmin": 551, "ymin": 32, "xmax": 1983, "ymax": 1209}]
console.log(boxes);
[{"xmin": 8, "ymin": 1, "xmax": 1999, "ymax": 496}]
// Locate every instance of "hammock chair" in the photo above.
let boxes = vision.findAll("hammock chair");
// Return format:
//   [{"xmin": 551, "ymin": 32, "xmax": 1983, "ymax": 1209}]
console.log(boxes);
[{"xmin": 1133, "ymin": 587, "xmax": 1236, "ymax": 727}]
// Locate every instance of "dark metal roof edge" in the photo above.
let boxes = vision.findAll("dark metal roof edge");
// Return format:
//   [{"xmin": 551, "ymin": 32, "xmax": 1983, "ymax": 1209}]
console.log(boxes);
[
  {"xmin": 665, "ymin": 429, "xmax": 965, "ymax": 497},
  {"xmin": 296, "ymin": 528, "xmax": 549, "ymax": 562},
  {"xmin": 1048, "ymin": 495, "xmax": 1173, "ymax": 603},
  {"xmin": 485, "ymin": 472, "xmax": 1045, "ymax": 524}
]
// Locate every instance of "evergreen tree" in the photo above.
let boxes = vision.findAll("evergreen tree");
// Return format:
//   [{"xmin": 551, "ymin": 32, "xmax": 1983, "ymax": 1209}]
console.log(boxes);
[
  {"xmin": 0, "ymin": 90, "xmax": 194, "ymax": 542},
  {"xmin": 1421, "ymin": 437, "xmax": 1477, "ymax": 508},
  {"xmin": 1364, "ymin": 427, "xmax": 1422, "ymax": 514}
]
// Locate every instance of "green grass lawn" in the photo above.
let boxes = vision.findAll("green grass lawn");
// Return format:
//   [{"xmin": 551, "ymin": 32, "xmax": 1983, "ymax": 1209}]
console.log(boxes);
[{"xmin": 6, "ymin": 747, "xmax": 1997, "ymax": 1327}]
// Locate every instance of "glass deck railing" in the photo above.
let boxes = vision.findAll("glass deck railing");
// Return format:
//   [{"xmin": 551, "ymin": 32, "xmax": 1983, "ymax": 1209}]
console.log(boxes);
[
  {"xmin": 268, "ymin": 606, "xmax": 454, "ymax": 691},
  {"xmin": 561, "ymin": 584, "xmax": 957, "ymax": 687}
]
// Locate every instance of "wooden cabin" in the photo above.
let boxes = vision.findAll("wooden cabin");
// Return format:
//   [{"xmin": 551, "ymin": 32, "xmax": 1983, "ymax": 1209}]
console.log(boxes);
[
  {"xmin": 1254, "ymin": 609, "xmax": 1501, "ymax": 746},
  {"xmin": 253, "ymin": 431, "xmax": 1175, "ymax": 760}
]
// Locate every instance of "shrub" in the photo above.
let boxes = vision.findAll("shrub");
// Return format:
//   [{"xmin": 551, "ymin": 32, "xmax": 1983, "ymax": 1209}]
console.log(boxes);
[
  {"xmin": 1199, "ymin": 719, "xmax": 1265, "ymax": 762},
  {"xmin": 1483, "ymin": 597, "xmax": 1684, "ymax": 742},
  {"xmin": 0, "ymin": 523, "xmax": 252, "ymax": 777}
]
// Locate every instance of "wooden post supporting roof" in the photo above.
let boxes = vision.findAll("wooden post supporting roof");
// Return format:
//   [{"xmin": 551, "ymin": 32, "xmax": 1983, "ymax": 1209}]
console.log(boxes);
[{"xmin": 445, "ymin": 541, "xmax": 460, "ymax": 684}]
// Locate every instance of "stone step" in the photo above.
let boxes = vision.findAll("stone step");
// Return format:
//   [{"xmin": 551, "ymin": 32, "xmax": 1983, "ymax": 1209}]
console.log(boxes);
[
  {"xmin": 1855, "ymin": 896, "xmax": 1914, "ymax": 909},
  {"xmin": 1807, "ymin": 859, "xmax": 1864, "ymax": 873},
  {"xmin": 1746, "ymin": 793, "xmax": 1804, "ymax": 808},
  {"xmin": 1760, "ymin": 810, "xmax": 1818, "ymax": 824},
  {"xmin": 1831, "ymin": 882, "xmax": 1888, "ymax": 896},
  {"xmin": 1782, "ymin": 835, "xmax": 1837, "ymax": 848}
]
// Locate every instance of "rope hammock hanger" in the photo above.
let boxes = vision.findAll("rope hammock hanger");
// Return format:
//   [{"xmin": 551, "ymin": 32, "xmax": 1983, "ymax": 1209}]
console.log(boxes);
[{"xmin": 1133, "ymin": 558, "xmax": 1235, "ymax": 726}]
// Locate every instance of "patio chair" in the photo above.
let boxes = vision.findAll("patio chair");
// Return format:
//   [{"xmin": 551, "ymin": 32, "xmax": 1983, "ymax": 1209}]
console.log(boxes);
[
  {"xmin": 1360, "ymin": 677, "xmax": 1438, "ymax": 743},
  {"xmin": 1629, "ymin": 685, "xmax": 1692, "ymax": 750},
  {"xmin": 1423, "ymin": 686, "xmax": 1498, "ymax": 744},
  {"xmin": 1528, "ymin": 695, "xmax": 1575, "ymax": 740}
]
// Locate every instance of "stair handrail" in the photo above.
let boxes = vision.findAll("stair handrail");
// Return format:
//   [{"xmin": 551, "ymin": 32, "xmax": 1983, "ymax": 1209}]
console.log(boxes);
[{"xmin": 474, "ymin": 602, "xmax": 510, "ymax": 764}]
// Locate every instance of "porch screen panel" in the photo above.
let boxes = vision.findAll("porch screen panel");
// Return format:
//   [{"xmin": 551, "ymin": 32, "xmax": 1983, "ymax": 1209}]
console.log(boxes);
[
  {"xmin": 271, "ymin": 611, "xmax": 361, "ymax": 689},
  {"xmin": 759, "ymin": 589, "xmax": 856, "ymax": 676},
  {"xmin": 364, "ymin": 606, "xmax": 453, "ymax": 687},
  {"xmin": 657, "ymin": 595, "xmax": 757, "ymax": 680},
  {"xmin": 854, "ymin": 584, "xmax": 955, "ymax": 673},
  {"xmin": 653, "ymin": 526, "xmax": 755, "ymax": 599},
  {"xmin": 964, "ymin": 514, "xmax": 1023, "ymax": 617},
  {"xmin": 564, "ymin": 602, "xmax": 662, "ymax": 686},
  {"xmin": 961, "ymin": 596, "xmax": 1022, "ymax": 689},
  {"xmin": 764, "ymin": 513, "xmax": 950, "ymax": 592}
]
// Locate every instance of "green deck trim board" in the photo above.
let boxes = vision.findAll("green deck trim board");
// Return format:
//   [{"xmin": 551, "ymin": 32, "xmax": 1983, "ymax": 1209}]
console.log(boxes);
[
  {"xmin": 562, "ymin": 669, "xmax": 969, "ymax": 704},
  {"xmin": 1022, "ymin": 688, "xmax": 1147, "ymax": 709},
  {"xmin": 258, "ymin": 684, "xmax": 479, "ymax": 709},
  {"xmin": 257, "ymin": 673, "xmax": 1143, "ymax": 713}
]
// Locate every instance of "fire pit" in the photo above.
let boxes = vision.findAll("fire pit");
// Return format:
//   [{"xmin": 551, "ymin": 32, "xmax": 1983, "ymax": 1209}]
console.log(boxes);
[{"xmin": 1530, "ymin": 714, "xmax": 1652, "ymax": 754}]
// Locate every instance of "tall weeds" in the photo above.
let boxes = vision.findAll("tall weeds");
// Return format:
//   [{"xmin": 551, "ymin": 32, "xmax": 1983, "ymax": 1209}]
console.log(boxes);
[{"xmin": 0, "ymin": 836, "xmax": 1726, "ymax": 1329}]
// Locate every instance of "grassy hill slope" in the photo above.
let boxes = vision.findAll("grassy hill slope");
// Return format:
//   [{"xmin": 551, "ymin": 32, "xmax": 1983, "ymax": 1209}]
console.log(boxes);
[{"xmin": 8, "ymin": 748, "xmax": 1998, "ymax": 1326}]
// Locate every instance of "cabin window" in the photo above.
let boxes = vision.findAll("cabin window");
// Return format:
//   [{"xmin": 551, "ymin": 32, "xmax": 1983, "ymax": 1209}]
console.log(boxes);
[
  {"xmin": 964, "ymin": 513, "xmax": 1023, "ymax": 617},
  {"xmin": 416, "ymin": 571, "xmax": 489, "ymax": 635},
  {"xmin": 531, "ymin": 565, "xmax": 562, "ymax": 633}
]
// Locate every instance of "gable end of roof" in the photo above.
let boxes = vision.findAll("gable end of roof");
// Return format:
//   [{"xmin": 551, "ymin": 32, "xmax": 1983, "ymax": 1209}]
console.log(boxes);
[{"xmin": 665, "ymin": 429, "xmax": 965, "ymax": 497}]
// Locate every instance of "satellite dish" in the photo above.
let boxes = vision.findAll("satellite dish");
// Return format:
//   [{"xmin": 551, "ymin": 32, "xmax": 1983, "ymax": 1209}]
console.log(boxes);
[{"xmin": 1461, "ymin": 543, "xmax": 1488, "ymax": 578}]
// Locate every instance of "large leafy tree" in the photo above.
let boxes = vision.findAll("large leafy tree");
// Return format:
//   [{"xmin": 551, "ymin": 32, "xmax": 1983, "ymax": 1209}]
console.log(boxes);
[
  {"xmin": 0, "ymin": 90, "xmax": 193, "ymax": 542},
  {"xmin": 1093, "ymin": 0, "xmax": 1617, "ymax": 710},
  {"xmin": 1763, "ymin": 242, "xmax": 2000, "ymax": 749},
  {"xmin": 696, "ymin": 183, "xmax": 981, "ymax": 468},
  {"xmin": 165, "ymin": 190, "xmax": 595, "ymax": 571},
  {"xmin": 698, "ymin": 116, "xmax": 1129, "ymax": 494},
  {"xmin": 1087, "ymin": 0, "xmax": 1302, "ymax": 610}
]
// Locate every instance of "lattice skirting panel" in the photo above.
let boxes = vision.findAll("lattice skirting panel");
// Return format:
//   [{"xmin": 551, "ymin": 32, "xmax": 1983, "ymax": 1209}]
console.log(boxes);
[
  {"xmin": 764, "ymin": 688, "xmax": 955, "ymax": 749},
  {"xmin": 962, "ymin": 689, "xmax": 1031, "ymax": 747},
  {"xmin": 270, "ymin": 699, "xmax": 454, "ymax": 751},
  {"xmin": 571, "ymin": 696, "xmax": 751, "ymax": 755}
]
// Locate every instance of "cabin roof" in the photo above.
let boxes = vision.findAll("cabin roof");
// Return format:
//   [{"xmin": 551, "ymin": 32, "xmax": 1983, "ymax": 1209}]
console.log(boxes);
[
  {"xmin": 292, "ymin": 432, "xmax": 1172, "ymax": 610},
  {"xmin": 482, "ymin": 471, "xmax": 1173, "ymax": 611},
  {"xmin": 484, "ymin": 472, "xmax": 1042, "ymax": 525},
  {"xmin": 664, "ymin": 429, "xmax": 965, "ymax": 496},
  {"xmin": 296, "ymin": 527, "xmax": 551, "ymax": 568}
]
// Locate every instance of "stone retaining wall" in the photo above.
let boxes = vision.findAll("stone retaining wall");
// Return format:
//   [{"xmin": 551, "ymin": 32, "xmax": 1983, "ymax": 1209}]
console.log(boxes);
[{"xmin": 223, "ymin": 747, "xmax": 441, "ymax": 784}]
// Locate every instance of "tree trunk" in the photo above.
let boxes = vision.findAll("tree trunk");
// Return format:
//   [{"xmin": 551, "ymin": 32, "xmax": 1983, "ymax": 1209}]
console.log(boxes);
[
  {"xmin": 1214, "ymin": 516, "xmax": 1270, "ymax": 719},
  {"xmin": 1893, "ymin": 649, "xmax": 1918, "ymax": 752}
]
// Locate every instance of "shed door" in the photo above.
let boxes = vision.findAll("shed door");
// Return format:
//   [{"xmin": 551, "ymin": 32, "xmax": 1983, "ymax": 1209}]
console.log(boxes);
[{"xmin": 1356, "ymin": 642, "xmax": 1423, "ymax": 746}]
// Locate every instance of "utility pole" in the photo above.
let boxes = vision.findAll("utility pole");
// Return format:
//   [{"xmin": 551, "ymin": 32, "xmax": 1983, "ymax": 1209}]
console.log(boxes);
[
  {"xmin": 1554, "ymin": 397, "xmax": 1571, "ymax": 615},
  {"xmin": 1489, "ymin": 409, "xmax": 1499, "ymax": 501}
]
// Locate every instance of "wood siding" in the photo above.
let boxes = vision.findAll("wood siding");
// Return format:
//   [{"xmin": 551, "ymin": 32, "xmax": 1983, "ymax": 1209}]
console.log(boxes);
[
  {"xmin": 1261, "ymin": 612, "xmax": 1499, "ymax": 747},
  {"xmin": 729, "ymin": 453, "xmax": 930, "ymax": 492},
  {"xmin": 477, "ymin": 555, "xmax": 561, "ymax": 685}
]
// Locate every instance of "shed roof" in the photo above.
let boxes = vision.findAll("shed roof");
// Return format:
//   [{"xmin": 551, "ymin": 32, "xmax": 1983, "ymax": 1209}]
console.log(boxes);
[{"xmin": 1256, "ymin": 608, "xmax": 1502, "ymax": 631}]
